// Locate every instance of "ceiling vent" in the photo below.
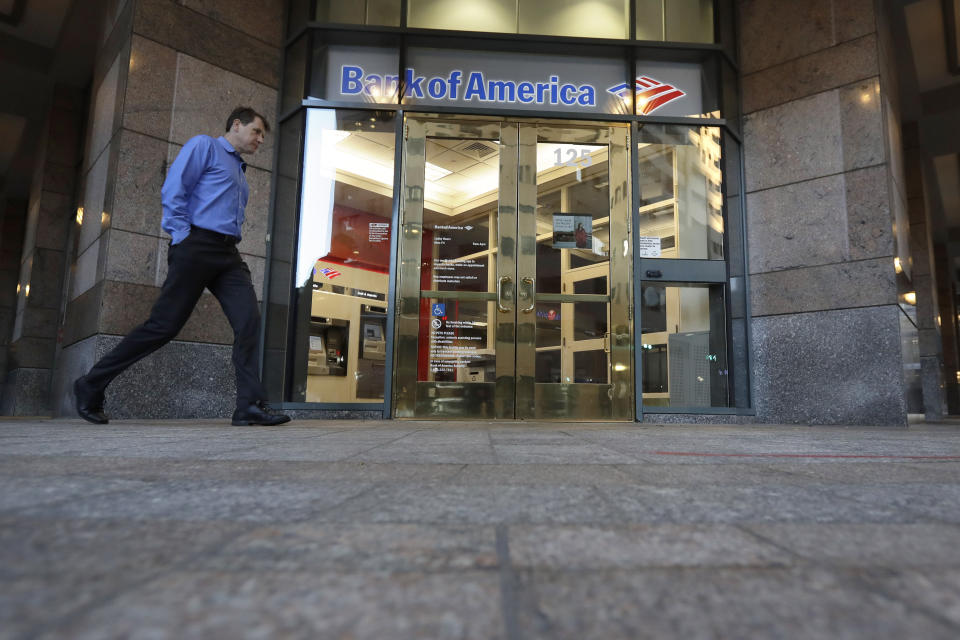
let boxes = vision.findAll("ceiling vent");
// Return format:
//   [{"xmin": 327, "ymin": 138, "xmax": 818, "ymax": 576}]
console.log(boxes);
[{"xmin": 456, "ymin": 141, "xmax": 497, "ymax": 159}]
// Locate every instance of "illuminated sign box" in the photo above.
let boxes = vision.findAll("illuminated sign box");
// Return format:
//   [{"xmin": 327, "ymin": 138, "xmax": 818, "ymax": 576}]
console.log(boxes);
[{"xmin": 316, "ymin": 46, "xmax": 707, "ymax": 117}]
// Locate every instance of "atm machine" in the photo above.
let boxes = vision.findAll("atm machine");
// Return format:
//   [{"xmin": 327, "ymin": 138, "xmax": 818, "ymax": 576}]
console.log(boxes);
[{"xmin": 308, "ymin": 318, "xmax": 348, "ymax": 377}]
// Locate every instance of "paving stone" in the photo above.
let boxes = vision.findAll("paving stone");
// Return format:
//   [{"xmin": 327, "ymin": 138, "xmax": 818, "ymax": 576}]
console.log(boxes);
[
  {"xmin": 320, "ymin": 483, "xmax": 622, "ymax": 525},
  {"xmin": 35, "ymin": 571, "xmax": 505, "ymax": 640},
  {"xmin": 507, "ymin": 524, "xmax": 793, "ymax": 569},
  {"xmin": 744, "ymin": 523, "xmax": 960, "ymax": 568},
  {"xmin": 196, "ymin": 523, "xmax": 499, "ymax": 573},
  {"xmin": 13, "ymin": 478, "xmax": 374, "ymax": 524},
  {"xmin": 513, "ymin": 567, "xmax": 958, "ymax": 639}
]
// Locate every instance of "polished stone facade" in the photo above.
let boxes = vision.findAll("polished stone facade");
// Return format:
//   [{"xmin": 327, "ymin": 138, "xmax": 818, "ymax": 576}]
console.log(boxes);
[
  {"xmin": 739, "ymin": 0, "xmax": 907, "ymax": 425},
  {"xmin": 50, "ymin": 0, "xmax": 283, "ymax": 419}
]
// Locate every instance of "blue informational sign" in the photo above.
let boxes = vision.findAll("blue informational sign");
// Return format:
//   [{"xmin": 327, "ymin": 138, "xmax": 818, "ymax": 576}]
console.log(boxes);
[{"xmin": 432, "ymin": 303, "xmax": 446, "ymax": 317}]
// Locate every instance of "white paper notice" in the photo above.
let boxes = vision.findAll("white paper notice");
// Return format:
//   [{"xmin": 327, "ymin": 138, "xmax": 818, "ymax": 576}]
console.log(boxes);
[{"xmin": 638, "ymin": 236, "xmax": 662, "ymax": 257}]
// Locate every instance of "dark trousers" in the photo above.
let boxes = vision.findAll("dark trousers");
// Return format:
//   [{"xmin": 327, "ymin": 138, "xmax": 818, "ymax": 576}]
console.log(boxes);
[{"xmin": 84, "ymin": 229, "xmax": 266, "ymax": 408}]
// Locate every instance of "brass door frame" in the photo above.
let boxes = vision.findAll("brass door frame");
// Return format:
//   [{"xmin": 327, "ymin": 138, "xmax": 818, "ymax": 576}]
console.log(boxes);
[{"xmin": 394, "ymin": 115, "xmax": 633, "ymax": 421}]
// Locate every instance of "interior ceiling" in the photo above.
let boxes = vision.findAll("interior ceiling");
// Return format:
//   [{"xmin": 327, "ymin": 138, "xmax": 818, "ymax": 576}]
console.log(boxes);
[
  {"xmin": 905, "ymin": 0, "xmax": 959, "ymax": 91},
  {"xmin": 0, "ymin": 0, "xmax": 98, "ymax": 200},
  {"xmin": 0, "ymin": 0, "xmax": 71, "ymax": 47}
]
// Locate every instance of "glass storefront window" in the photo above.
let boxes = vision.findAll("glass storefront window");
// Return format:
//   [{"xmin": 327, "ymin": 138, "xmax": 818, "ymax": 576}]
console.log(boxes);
[
  {"xmin": 409, "ymin": 0, "xmax": 629, "ymax": 38},
  {"xmin": 519, "ymin": 0, "xmax": 629, "ymax": 39},
  {"xmin": 310, "ymin": 45, "xmax": 401, "ymax": 104},
  {"xmin": 636, "ymin": 124, "xmax": 724, "ymax": 260},
  {"xmin": 636, "ymin": 0, "xmax": 716, "ymax": 43},
  {"xmin": 640, "ymin": 282, "xmax": 729, "ymax": 408},
  {"xmin": 287, "ymin": 109, "xmax": 397, "ymax": 404},
  {"xmin": 409, "ymin": 0, "xmax": 517, "ymax": 33},
  {"xmin": 315, "ymin": 0, "xmax": 401, "ymax": 26}
]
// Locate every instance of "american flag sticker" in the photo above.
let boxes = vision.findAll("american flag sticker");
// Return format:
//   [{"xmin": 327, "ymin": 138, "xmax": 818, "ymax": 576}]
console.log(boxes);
[
  {"xmin": 316, "ymin": 266, "xmax": 341, "ymax": 279},
  {"xmin": 607, "ymin": 76, "xmax": 686, "ymax": 115}
]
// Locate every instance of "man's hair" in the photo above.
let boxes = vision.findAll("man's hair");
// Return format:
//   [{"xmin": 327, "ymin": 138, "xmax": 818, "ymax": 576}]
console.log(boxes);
[{"xmin": 225, "ymin": 107, "xmax": 270, "ymax": 133}]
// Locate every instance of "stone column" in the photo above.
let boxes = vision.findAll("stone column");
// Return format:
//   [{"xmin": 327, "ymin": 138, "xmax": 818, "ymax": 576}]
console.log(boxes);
[
  {"xmin": 1, "ymin": 88, "xmax": 85, "ymax": 415},
  {"xmin": 0, "ymin": 199, "xmax": 28, "ymax": 408},
  {"xmin": 52, "ymin": 0, "xmax": 285, "ymax": 418},
  {"xmin": 903, "ymin": 126, "xmax": 945, "ymax": 420},
  {"xmin": 739, "ymin": 0, "xmax": 906, "ymax": 424}
]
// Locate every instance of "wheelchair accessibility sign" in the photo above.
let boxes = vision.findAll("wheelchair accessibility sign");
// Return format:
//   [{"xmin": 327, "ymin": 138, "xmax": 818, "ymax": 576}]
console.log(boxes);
[{"xmin": 432, "ymin": 303, "xmax": 445, "ymax": 317}]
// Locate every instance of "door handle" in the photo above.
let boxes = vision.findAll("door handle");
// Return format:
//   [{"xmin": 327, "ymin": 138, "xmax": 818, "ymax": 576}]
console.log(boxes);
[
  {"xmin": 497, "ymin": 275, "xmax": 513, "ymax": 313},
  {"xmin": 520, "ymin": 276, "xmax": 535, "ymax": 313}
]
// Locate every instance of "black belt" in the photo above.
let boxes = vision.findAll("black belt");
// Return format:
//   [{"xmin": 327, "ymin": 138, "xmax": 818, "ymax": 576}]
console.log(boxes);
[{"xmin": 190, "ymin": 225, "xmax": 239, "ymax": 245}]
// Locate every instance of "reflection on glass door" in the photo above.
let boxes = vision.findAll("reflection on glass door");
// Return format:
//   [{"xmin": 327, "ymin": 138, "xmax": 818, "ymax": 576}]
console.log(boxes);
[
  {"xmin": 635, "ymin": 123, "xmax": 734, "ymax": 409},
  {"xmin": 394, "ymin": 116, "xmax": 633, "ymax": 420}
]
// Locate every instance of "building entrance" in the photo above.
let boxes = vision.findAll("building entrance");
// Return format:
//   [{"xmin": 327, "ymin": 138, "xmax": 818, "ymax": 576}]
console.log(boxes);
[{"xmin": 393, "ymin": 116, "xmax": 633, "ymax": 420}]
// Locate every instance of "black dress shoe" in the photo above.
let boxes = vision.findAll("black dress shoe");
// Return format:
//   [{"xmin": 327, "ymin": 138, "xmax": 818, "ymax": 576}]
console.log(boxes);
[
  {"xmin": 232, "ymin": 401, "xmax": 291, "ymax": 426},
  {"xmin": 74, "ymin": 377, "xmax": 109, "ymax": 424}
]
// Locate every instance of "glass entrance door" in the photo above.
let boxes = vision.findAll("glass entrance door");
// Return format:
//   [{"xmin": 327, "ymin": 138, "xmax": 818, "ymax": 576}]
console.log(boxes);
[{"xmin": 394, "ymin": 116, "xmax": 633, "ymax": 420}]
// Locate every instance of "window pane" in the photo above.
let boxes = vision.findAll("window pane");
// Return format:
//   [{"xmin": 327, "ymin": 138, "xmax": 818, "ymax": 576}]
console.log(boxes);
[
  {"xmin": 417, "ymin": 130, "xmax": 500, "ymax": 384},
  {"xmin": 519, "ymin": 0, "xmax": 628, "ymax": 39},
  {"xmin": 640, "ymin": 283, "xmax": 729, "ymax": 408},
  {"xmin": 535, "ymin": 132, "xmax": 612, "ymax": 385},
  {"xmin": 315, "ymin": 0, "xmax": 365, "ymax": 24},
  {"xmin": 368, "ymin": 0, "xmax": 401, "ymax": 26},
  {"xmin": 310, "ymin": 44, "xmax": 401, "ymax": 104},
  {"xmin": 408, "ymin": 0, "xmax": 516, "ymax": 33},
  {"xmin": 665, "ymin": 0, "xmax": 715, "ymax": 43},
  {"xmin": 289, "ymin": 109, "xmax": 397, "ymax": 403},
  {"xmin": 635, "ymin": 0, "xmax": 663, "ymax": 40},
  {"xmin": 636, "ymin": 125, "xmax": 724, "ymax": 260}
]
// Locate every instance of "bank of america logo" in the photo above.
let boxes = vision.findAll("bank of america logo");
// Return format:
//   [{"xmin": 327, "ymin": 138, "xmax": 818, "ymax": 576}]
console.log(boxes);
[
  {"xmin": 607, "ymin": 76, "xmax": 686, "ymax": 115},
  {"xmin": 316, "ymin": 267, "xmax": 341, "ymax": 279}
]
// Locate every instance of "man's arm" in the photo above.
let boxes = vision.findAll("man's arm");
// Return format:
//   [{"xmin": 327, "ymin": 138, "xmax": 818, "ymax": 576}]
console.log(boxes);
[{"xmin": 161, "ymin": 136, "xmax": 212, "ymax": 244}]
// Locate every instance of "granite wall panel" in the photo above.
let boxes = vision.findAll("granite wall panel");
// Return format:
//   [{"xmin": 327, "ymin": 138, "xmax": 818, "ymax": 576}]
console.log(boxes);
[
  {"xmin": 752, "ymin": 306, "xmax": 906, "ymax": 425},
  {"xmin": 93, "ymin": 334, "xmax": 236, "ymax": 419},
  {"xmin": 0, "ymin": 368, "xmax": 51, "ymax": 415},
  {"xmin": 51, "ymin": 335, "xmax": 100, "ymax": 417},
  {"xmin": 98, "ymin": 280, "xmax": 233, "ymax": 345},
  {"xmin": 134, "ymin": 0, "xmax": 281, "ymax": 89},
  {"xmin": 78, "ymin": 145, "xmax": 111, "ymax": 257},
  {"xmin": 168, "ymin": 54, "xmax": 277, "ymax": 171},
  {"xmin": 103, "ymin": 229, "xmax": 159, "ymax": 286},
  {"xmin": 746, "ymin": 174, "xmax": 847, "ymax": 273},
  {"xmin": 739, "ymin": 0, "xmax": 836, "ymax": 74},
  {"xmin": 743, "ymin": 35, "xmax": 879, "ymax": 114},
  {"xmin": 84, "ymin": 50, "xmax": 123, "ymax": 174},
  {"xmin": 123, "ymin": 35, "xmax": 177, "ymax": 141},
  {"xmin": 181, "ymin": 0, "xmax": 286, "ymax": 47},
  {"xmin": 750, "ymin": 258, "xmax": 897, "ymax": 317},
  {"xmin": 744, "ymin": 90, "xmax": 844, "ymax": 192},
  {"xmin": 110, "ymin": 129, "xmax": 168, "ymax": 236},
  {"xmin": 839, "ymin": 79, "xmax": 885, "ymax": 172},
  {"xmin": 35, "ymin": 191, "xmax": 71, "ymax": 252},
  {"xmin": 845, "ymin": 165, "xmax": 895, "ymax": 261},
  {"xmin": 61, "ymin": 282, "xmax": 103, "ymax": 347},
  {"xmin": 236, "ymin": 165, "xmax": 271, "ymax": 258}
]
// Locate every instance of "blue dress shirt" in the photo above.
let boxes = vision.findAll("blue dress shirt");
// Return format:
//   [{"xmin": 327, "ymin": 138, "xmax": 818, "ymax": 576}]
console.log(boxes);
[{"xmin": 161, "ymin": 135, "xmax": 249, "ymax": 245}]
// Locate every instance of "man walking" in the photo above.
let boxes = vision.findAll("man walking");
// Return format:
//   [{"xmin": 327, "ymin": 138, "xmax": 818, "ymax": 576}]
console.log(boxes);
[{"xmin": 74, "ymin": 107, "xmax": 290, "ymax": 426}]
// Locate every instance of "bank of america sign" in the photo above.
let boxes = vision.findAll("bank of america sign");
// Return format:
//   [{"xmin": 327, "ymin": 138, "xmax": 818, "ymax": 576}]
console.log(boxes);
[
  {"xmin": 340, "ymin": 66, "xmax": 686, "ymax": 115},
  {"xmin": 606, "ymin": 76, "xmax": 687, "ymax": 115}
]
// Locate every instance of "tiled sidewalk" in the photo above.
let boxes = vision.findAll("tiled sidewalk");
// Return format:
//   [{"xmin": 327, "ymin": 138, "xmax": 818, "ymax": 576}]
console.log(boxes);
[{"xmin": 2, "ymin": 419, "xmax": 960, "ymax": 639}]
